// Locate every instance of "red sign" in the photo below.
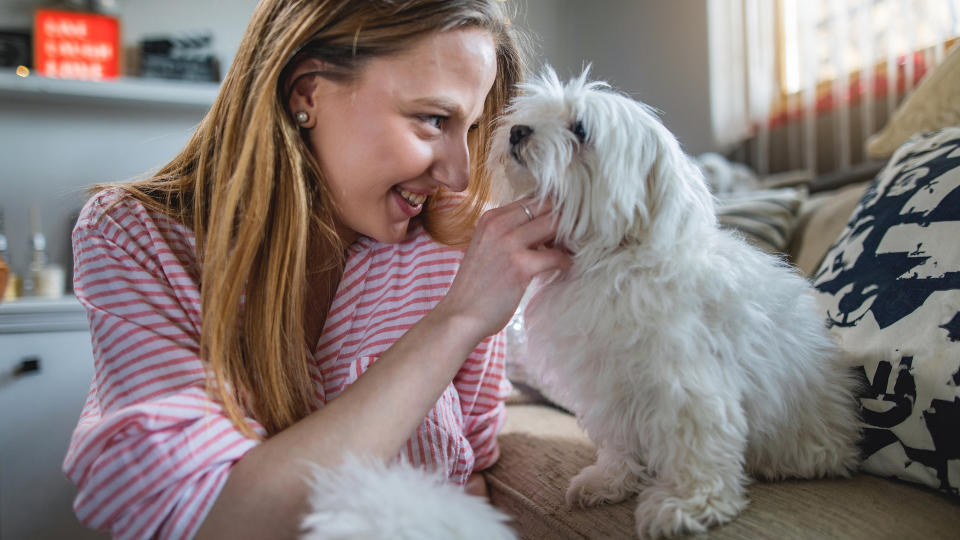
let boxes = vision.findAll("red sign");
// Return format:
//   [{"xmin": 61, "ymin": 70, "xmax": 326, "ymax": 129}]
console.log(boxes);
[{"xmin": 34, "ymin": 9, "xmax": 120, "ymax": 80}]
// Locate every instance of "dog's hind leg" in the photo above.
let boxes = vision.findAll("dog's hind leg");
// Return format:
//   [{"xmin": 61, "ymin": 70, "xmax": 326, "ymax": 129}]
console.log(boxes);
[
  {"xmin": 633, "ymin": 384, "xmax": 751, "ymax": 538},
  {"xmin": 747, "ymin": 366, "xmax": 862, "ymax": 481},
  {"xmin": 565, "ymin": 443, "xmax": 649, "ymax": 509}
]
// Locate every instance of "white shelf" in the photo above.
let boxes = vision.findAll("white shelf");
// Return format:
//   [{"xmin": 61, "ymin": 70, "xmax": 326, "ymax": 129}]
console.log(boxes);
[
  {"xmin": 0, "ymin": 296, "xmax": 88, "ymax": 334},
  {"xmin": 0, "ymin": 70, "xmax": 220, "ymax": 109}
]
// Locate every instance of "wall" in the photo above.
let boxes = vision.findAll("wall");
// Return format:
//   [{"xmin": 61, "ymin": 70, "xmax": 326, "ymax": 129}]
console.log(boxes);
[
  {"xmin": 517, "ymin": 0, "xmax": 714, "ymax": 156},
  {"xmin": 0, "ymin": 0, "xmax": 259, "ymax": 283},
  {"xmin": 513, "ymin": 0, "xmax": 569, "ymax": 72}
]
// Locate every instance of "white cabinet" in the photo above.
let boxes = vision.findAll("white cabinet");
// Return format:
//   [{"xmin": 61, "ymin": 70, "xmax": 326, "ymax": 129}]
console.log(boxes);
[{"xmin": 0, "ymin": 298, "xmax": 108, "ymax": 540}]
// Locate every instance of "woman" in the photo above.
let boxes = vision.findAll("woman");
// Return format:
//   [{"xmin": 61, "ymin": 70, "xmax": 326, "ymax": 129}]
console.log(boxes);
[{"xmin": 63, "ymin": 1, "xmax": 570, "ymax": 539}]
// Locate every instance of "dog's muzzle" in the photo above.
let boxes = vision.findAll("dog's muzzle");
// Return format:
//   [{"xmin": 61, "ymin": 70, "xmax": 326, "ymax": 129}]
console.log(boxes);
[{"xmin": 509, "ymin": 124, "xmax": 533, "ymax": 164}]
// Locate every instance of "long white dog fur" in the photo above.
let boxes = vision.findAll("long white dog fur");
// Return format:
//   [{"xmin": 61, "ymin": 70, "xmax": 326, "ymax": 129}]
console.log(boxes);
[
  {"xmin": 299, "ymin": 455, "xmax": 516, "ymax": 539},
  {"xmin": 487, "ymin": 68, "xmax": 862, "ymax": 538}
]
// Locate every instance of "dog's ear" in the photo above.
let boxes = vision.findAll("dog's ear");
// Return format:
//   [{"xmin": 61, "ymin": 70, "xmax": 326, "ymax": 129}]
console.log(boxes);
[{"xmin": 640, "ymin": 127, "xmax": 715, "ymax": 251}]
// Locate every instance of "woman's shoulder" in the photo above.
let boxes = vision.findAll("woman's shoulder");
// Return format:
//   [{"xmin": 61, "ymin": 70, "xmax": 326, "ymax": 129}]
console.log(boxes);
[
  {"xmin": 76, "ymin": 187, "xmax": 191, "ymax": 240},
  {"xmin": 78, "ymin": 186, "xmax": 144, "ymax": 225},
  {"xmin": 74, "ymin": 186, "xmax": 198, "ymax": 272},
  {"xmin": 76, "ymin": 187, "xmax": 140, "ymax": 232}
]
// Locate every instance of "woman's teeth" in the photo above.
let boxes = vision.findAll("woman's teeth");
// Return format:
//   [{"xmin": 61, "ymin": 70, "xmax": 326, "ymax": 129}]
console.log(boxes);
[{"xmin": 395, "ymin": 187, "xmax": 427, "ymax": 206}]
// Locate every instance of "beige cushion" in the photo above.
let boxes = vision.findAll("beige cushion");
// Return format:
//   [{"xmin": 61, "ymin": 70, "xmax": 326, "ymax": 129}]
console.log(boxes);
[
  {"xmin": 865, "ymin": 43, "xmax": 960, "ymax": 158},
  {"xmin": 487, "ymin": 403, "xmax": 959, "ymax": 539},
  {"xmin": 787, "ymin": 182, "xmax": 870, "ymax": 276}
]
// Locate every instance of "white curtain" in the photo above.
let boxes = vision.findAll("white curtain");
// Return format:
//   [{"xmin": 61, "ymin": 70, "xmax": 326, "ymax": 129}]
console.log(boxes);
[
  {"xmin": 708, "ymin": 0, "xmax": 751, "ymax": 149},
  {"xmin": 709, "ymin": 0, "xmax": 960, "ymax": 175}
]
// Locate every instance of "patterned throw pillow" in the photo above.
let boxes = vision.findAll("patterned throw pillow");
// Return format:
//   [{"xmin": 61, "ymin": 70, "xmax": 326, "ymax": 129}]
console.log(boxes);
[{"xmin": 812, "ymin": 126, "xmax": 960, "ymax": 497}]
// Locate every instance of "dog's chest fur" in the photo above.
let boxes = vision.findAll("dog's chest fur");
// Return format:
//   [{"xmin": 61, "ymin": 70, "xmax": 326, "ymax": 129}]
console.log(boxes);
[{"xmin": 523, "ymin": 228, "xmax": 825, "ymax": 444}]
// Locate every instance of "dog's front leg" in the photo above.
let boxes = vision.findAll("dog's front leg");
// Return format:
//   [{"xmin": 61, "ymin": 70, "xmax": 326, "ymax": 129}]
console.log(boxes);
[
  {"xmin": 633, "ymin": 384, "xmax": 751, "ymax": 538},
  {"xmin": 565, "ymin": 442, "xmax": 650, "ymax": 509}
]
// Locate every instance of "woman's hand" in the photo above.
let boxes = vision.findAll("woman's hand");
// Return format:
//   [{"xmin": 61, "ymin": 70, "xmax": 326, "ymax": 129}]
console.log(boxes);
[
  {"xmin": 436, "ymin": 197, "xmax": 572, "ymax": 341},
  {"xmin": 465, "ymin": 472, "xmax": 489, "ymax": 499}
]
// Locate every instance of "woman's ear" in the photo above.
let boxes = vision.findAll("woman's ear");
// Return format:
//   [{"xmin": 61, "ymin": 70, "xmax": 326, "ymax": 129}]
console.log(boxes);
[{"xmin": 287, "ymin": 58, "xmax": 326, "ymax": 129}]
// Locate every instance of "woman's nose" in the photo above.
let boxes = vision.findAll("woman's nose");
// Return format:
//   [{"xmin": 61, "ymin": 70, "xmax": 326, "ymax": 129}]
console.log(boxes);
[{"xmin": 432, "ymin": 135, "xmax": 470, "ymax": 192}]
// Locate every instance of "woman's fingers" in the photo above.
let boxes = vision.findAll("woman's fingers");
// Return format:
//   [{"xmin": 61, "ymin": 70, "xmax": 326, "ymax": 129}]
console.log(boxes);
[
  {"xmin": 485, "ymin": 197, "xmax": 553, "ymax": 229},
  {"xmin": 514, "ymin": 211, "xmax": 561, "ymax": 248},
  {"xmin": 480, "ymin": 198, "xmax": 557, "ymax": 248},
  {"xmin": 509, "ymin": 199, "xmax": 562, "ymax": 252},
  {"xmin": 519, "ymin": 245, "xmax": 572, "ymax": 276},
  {"xmin": 475, "ymin": 198, "xmax": 570, "ymax": 281}
]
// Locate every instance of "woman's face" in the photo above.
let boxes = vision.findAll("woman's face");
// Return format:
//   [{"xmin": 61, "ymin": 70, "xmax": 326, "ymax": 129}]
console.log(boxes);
[{"xmin": 294, "ymin": 28, "xmax": 498, "ymax": 245}]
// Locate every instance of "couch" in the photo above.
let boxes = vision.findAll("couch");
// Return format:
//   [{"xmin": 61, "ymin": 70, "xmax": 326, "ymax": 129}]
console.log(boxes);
[{"xmin": 482, "ymin": 175, "xmax": 960, "ymax": 539}]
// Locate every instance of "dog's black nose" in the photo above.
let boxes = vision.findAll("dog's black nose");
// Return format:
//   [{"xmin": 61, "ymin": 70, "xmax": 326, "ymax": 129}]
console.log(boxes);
[{"xmin": 510, "ymin": 124, "xmax": 533, "ymax": 145}]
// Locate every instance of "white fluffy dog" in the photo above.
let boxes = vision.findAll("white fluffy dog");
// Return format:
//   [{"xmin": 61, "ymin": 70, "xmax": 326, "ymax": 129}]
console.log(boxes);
[
  {"xmin": 488, "ymin": 69, "xmax": 862, "ymax": 538},
  {"xmin": 300, "ymin": 456, "xmax": 516, "ymax": 539}
]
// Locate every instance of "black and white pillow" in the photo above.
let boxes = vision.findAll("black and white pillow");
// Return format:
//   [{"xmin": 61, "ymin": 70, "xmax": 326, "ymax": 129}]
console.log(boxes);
[{"xmin": 812, "ymin": 126, "xmax": 960, "ymax": 497}]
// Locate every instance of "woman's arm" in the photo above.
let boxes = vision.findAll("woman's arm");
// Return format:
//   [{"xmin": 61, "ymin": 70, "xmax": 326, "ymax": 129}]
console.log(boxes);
[{"xmin": 196, "ymin": 200, "xmax": 569, "ymax": 540}]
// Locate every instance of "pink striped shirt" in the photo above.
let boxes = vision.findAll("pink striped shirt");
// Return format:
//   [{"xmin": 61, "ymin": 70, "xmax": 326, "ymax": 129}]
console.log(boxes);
[{"xmin": 63, "ymin": 188, "xmax": 510, "ymax": 540}]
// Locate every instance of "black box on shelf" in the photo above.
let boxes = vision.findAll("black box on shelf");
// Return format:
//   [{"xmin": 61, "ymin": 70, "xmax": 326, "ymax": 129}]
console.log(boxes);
[
  {"xmin": 0, "ymin": 29, "xmax": 31, "ymax": 68},
  {"xmin": 138, "ymin": 32, "xmax": 219, "ymax": 82}
]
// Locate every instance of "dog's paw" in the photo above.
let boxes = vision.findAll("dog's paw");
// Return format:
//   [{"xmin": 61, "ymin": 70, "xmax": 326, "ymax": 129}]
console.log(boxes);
[
  {"xmin": 565, "ymin": 463, "xmax": 638, "ymax": 509},
  {"xmin": 634, "ymin": 484, "xmax": 747, "ymax": 539}
]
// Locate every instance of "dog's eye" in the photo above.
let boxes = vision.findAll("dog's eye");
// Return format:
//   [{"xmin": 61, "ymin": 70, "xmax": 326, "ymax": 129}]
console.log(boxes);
[{"xmin": 571, "ymin": 121, "xmax": 587, "ymax": 143}]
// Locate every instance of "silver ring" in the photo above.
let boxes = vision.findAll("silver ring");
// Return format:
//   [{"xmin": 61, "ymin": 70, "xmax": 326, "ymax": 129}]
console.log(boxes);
[{"xmin": 519, "ymin": 203, "xmax": 535, "ymax": 222}]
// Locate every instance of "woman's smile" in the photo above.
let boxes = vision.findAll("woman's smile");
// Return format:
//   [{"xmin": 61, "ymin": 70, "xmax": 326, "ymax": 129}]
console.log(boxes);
[{"xmin": 392, "ymin": 185, "xmax": 429, "ymax": 216}]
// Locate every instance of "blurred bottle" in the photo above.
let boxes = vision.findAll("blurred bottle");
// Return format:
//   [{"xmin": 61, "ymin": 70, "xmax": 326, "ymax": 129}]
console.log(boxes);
[
  {"xmin": 0, "ymin": 252, "xmax": 6, "ymax": 304},
  {"xmin": 0, "ymin": 209, "xmax": 9, "ymax": 302},
  {"xmin": 25, "ymin": 207, "xmax": 65, "ymax": 299},
  {"xmin": 0, "ymin": 208, "xmax": 20, "ymax": 301}
]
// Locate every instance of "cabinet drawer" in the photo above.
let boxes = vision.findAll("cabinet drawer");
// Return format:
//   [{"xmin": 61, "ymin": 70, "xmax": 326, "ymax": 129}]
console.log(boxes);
[{"xmin": 0, "ymin": 331, "xmax": 108, "ymax": 540}]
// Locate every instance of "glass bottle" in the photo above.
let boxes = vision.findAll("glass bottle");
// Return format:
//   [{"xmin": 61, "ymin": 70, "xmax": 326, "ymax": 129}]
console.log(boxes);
[
  {"xmin": 25, "ymin": 207, "xmax": 66, "ymax": 299},
  {"xmin": 0, "ymin": 209, "xmax": 19, "ymax": 301}
]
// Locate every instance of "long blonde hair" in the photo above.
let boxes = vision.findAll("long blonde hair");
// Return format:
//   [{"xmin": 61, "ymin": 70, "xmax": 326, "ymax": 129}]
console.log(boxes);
[{"xmin": 109, "ymin": 0, "xmax": 526, "ymax": 438}]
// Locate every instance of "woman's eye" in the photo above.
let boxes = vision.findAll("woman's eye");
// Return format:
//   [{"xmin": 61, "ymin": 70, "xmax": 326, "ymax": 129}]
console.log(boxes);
[
  {"xmin": 468, "ymin": 123, "xmax": 479, "ymax": 133},
  {"xmin": 422, "ymin": 115, "xmax": 445, "ymax": 129}
]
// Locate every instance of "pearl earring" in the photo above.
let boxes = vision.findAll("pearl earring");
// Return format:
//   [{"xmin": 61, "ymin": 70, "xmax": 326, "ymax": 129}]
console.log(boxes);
[{"xmin": 296, "ymin": 111, "xmax": 309, "ymax": 125}]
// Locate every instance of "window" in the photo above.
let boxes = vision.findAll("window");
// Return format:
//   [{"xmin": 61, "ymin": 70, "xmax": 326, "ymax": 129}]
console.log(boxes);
[
  {"xmin": 779, "ymin": 0, "xmax": 959, "ymax": 99},
  {"xmin": 708, "ymin": 0, "xmax": 959, "ymax": 174}
]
